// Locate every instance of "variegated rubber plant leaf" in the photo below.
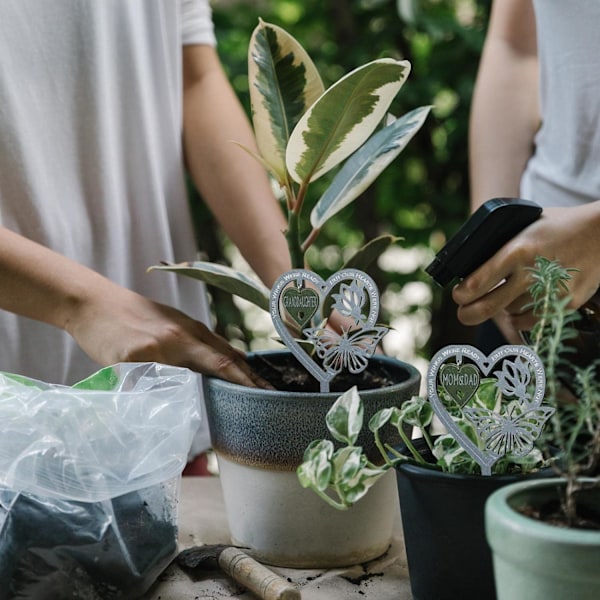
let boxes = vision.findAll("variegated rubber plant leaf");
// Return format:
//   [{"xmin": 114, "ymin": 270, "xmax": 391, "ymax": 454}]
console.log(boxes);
[
  {"xmin": 310, "ymin": 105, "xmax": 431, "ymax": 229},
  {"xmin": 248, "ymin": 19, "xmax": 324, "ymax": 184},
  {"xmin": 286, "ymin": 58, "xmax": 411, "ymax": 184},
  {"xmin": 149, "ymin": 261, "xmax": 270, "ymax": 311}
]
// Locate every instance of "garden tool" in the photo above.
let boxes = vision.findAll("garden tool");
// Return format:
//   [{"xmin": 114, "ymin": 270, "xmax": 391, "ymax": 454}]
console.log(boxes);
[{"xmin": 177, "ymin": 544, "xmax": 301, "ymax": 600}]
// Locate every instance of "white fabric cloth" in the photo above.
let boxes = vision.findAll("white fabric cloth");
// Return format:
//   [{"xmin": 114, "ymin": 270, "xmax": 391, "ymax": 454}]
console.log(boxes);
[
  {"xmin": 522, "ymin": 0, "xmax": 600, "ymax": 207},
  {"xmin": 0, "ymin": 0, "xmax": 217, "ymax": 453}
]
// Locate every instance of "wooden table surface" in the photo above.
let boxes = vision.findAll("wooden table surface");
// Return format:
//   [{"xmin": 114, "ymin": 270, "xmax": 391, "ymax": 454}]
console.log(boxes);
[{"xmin": 143, "ymin": 476, "xmax": 413, "ymax": 599}]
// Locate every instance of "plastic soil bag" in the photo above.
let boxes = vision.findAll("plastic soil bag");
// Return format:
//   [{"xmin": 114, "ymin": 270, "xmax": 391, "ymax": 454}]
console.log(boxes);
[{"xmin": 0, "ymin": 363, "xmax": 201, "ymax": 600}]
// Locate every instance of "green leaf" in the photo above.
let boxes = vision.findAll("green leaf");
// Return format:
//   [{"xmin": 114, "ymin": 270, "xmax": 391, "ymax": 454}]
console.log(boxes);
[
  {"xmin": 248, "ymin": 19, "xmax": 324, "ymax": 183},
  {"xmin": 73, "ymin": 366, "xmax": 119, "ymax": 391},
  {"xmin": 297, "ymin": 439, "xmax": 334, "ymax": 492},
  {"xmin": 368, "ymin": 407, "xmax": 397, "ymax": 433},
  {"xmin": 310, "ymin": 106, "xmax": 430, "ymax": 228},
  {"xmin": 286, "ymin": 58, "xmax": 411, "ymax": 184},
  {"xmin": 149, "ymin": 261, "xmax": 270, "ymax": 311},
  {"xmin": 471, "ymin": 378, "xmax": 501, "ymax": 411},
  {"xmin": 338, "ymin": 466, "xmax": 390, "ymax": 504},
  {"xmin": 396, "ymin": 396, "xmax": 433, "ymax": 428},
  {"xmin": 325, "ymin": 386, "xmax": 364, "ymax": 445},
  {"xmin": 333, "ymin": 446, "xmax": 365, "ymax": 482},
  {"xmin": 342, "ymin": 234, "xmax": 403, "ymax": 272}
]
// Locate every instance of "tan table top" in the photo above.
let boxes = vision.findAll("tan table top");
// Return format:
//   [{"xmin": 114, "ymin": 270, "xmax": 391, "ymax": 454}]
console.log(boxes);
[{"xmin": 143, "ymin": 476, "xmax": 413, "ymax": 600}]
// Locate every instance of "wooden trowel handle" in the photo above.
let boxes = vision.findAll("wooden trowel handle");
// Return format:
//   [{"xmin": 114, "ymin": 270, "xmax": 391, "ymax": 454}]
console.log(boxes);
[{"xmin": 218, "ymin": 546, "xmax": 301, "ymax": 600}]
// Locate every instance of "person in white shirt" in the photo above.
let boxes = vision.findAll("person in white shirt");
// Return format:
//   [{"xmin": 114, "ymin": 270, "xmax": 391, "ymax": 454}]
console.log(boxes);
[
  {"xmin": 452, "ymin": 0, "xmax": 600, "ymax": 344},
  {"xmin": 0, "ymin": 0, "xmax": 289, "ymax": 387}
]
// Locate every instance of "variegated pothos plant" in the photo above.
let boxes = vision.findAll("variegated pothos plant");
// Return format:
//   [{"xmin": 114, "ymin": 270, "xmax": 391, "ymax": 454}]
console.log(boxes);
[{"xmin": 152, "ymin": 19, "xmax": 430, "ymax": 312}]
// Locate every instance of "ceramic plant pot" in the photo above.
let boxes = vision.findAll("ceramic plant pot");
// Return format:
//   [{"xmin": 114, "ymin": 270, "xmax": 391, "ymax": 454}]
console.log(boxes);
[
  {"xmin": 204, "ymin": 350, "xmax": 421, "ymax": 568},
  {"xmin": 395, "ymin": 460, "xmax": 551, "ymax": 600},
  {"xmin": 486, "ymin": 477, "xmax": 600, "ymax": 600}
]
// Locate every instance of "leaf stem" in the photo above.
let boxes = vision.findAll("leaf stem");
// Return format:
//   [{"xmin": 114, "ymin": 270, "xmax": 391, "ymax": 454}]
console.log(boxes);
[{"xmin": 301, "ymin": 226, "xmax": 321, "ymax": 253}]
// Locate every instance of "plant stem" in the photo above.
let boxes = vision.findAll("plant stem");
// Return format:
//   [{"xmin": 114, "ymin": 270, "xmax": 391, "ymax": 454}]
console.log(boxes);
[
  {"xmin": 374, "ymin": 428, "xmax": 393, "ymax": 466},
  {"xmin": 286, "ymin": 210, "xmax": 304, "ymax": 268},
  {"xmin": 397, "ymin": 427, "xmax": 427, "ymax": 464},
  {"xmin": 314, "ymin": 488, "xmax": 349, "ymax": 511},
  {"xmin": 285, "ymin": 182, "xmax": 309, "ymax": 268},
  {"xmin": 301, "ymin": 226, "xmax": 321, "ymax": 253}
]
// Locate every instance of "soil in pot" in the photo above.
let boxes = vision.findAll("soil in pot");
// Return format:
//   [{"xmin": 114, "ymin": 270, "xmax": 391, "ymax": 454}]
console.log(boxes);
[
  {"xmin": 250, "ymin": 351, "xmax": 401, "ymax": 392},
  {"xmin": 518, "ymin": 494, "xmax": 600, "ymax": 530}
]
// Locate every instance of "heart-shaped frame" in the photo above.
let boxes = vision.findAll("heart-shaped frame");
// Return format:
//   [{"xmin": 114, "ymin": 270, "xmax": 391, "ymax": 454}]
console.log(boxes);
[
  {"xmin": 270, "ymin": 268, "xmax": 383, "ymax": 392},
  {"xmin": 427, "ymin": 344, "xmax": 548, "ymax": 475}
]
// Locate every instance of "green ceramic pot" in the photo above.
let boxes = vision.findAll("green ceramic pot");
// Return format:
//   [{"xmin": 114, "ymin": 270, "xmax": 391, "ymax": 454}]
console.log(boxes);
[{"xmin": 486, "ymin": 478, "xmax": 600, "ymax": 600}]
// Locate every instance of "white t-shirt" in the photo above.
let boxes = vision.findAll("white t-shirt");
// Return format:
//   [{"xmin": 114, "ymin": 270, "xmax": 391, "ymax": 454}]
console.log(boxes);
[
  {"xmin": 0, "ymin": 0, "xmax": 217, "ymax": 452},
  {"xmin": 522, "ymin": 0, "xmax": 600, "ymax": 207}
]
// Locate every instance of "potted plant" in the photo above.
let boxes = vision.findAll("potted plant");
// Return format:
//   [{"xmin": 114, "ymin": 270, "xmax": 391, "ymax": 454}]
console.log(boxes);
[
  {"xmin": 485, "ymin": 257, "xmax": 600, "ymax": 600},
  {"xmin": 151, "ymin": 19, "xmax": 428, "ymax": 568},
  {"xmin": 299, "ymin": 367, "xmax": 551, "ymax": 599},
  {"xmin": 298, "ymin": 265, "xmax": 589, "ymax": 600}
]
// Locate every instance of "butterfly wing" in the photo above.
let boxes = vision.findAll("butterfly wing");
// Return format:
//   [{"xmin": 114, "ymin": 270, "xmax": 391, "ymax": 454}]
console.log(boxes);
[
  {"xmin": 509, "ymin": 406, "xmax": 555, "ymax": 456},
  {"xmin": 303, "ymin": 327, "xmax": 345, "ymax": 375},
  {"xmin": 465, "ymin": 405, "xmax": 554, "ymax": 458},
  {"xmin": 464, "ymin": 408, "xmax": 511, "ymax": 457},
  {"xmin": 303, "ymin": 325, "xmax": 387, "ymax": 375},
  {"xmin": 343, "ymin": 327, "xmax": 388, "ymax": 373}
]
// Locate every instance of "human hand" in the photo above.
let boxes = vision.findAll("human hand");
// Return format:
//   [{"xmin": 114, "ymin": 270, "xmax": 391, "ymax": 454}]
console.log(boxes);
[
  {"xmin": 452, "ymin": 203, "xmax": 600, "ymax": 332},
  {"xmin": 66, "ymin": 284, "xmax": 273, "ymax": 388}
]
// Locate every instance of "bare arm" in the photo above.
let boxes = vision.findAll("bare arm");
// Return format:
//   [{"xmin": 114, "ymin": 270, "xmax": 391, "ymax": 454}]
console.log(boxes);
[
  {"xmin": 0, "ymin": 227, "xmax": 269, "ymax": 388},
  {"xmin": 469, "ymin": 0, "xmax": 539, "ymax": 209},
  {"xmin": 182, "ymin": 44, "xmax": 290, "ymax": 288},
  {"xmin": 454, "ymin": 0, "xmax": 600, "ymax": 332}
]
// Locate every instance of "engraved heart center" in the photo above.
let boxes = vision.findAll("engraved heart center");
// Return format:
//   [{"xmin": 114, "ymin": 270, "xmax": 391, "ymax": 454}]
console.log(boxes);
[
  {"xmin": 281, "ymin": 287, "xmax": 319, "ymax": 328},
  {"xmin": 439, "ymin": 363, "xmax": 480, "ymax": 407}
]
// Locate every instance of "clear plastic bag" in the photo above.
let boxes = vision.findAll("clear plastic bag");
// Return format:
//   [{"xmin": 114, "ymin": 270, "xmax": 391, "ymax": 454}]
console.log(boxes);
[{"xmin": 0, "ymin": 363, "xmax": 201, "ymax": 600}]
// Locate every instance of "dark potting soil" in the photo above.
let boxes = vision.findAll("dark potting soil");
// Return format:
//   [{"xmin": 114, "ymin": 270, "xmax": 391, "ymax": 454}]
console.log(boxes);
[
  {"xmin": 517, "ymin": 498, "xmax": 600, "ymax": 531},
  {"xmin": 0, "ymin": 490, "xmax": 177, "ymax": 600},
  {"xmin": 250, "ymin": 353, "xmax": 399, "ymax": 393}
]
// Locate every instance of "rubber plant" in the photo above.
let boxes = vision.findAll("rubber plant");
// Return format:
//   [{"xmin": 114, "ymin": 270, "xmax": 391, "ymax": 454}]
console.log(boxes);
[{"xmin": 151, "ymin": 19, "xmax": 430, "ymax": 317}]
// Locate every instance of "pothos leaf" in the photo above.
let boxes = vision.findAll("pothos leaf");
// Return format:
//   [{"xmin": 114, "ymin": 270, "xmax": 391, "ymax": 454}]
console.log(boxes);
[
  {"xmin": 368, "ymin": 407, "xmax": 398, "ymax": 433},
  {"xmin": 325, "ymin": 386, "xmax": 364, "ymax": 445},
  {"xmin": 297, "ymin": 439, "xmax": 334, "ymax": 492}
]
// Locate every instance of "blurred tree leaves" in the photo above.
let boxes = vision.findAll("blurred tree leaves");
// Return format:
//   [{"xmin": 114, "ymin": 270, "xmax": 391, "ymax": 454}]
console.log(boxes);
[{"xmin": 193, "ymin": 0, "xmax": 492, "ymax": 356}]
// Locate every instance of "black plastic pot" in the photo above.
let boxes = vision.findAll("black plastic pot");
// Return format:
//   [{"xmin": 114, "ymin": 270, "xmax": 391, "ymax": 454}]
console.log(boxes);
[{"xmin": 396, "ymin": 459, "xmax": 550, "ymax": 600}]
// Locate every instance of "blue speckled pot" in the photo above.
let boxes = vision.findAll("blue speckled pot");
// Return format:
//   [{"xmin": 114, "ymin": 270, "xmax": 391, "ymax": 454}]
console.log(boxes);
[{"xmin": 203, "ymin": 350, "xmax": 421, "ymax": 568}]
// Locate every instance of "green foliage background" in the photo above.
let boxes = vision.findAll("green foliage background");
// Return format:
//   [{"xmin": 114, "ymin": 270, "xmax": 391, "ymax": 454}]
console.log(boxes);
[{"xmin": 192, "ymin": 0, "xmax": 492, "ymax": 359}]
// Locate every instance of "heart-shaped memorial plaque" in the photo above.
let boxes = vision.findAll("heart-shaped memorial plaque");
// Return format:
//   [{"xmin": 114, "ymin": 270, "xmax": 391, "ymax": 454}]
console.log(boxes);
[
  {"xmin": 427, "ymin": 344, "xmax": 551, "ymax": 475},
  {"xmin": 270, "ymin": 269, "xmax": 386, "ymax": 392}
]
